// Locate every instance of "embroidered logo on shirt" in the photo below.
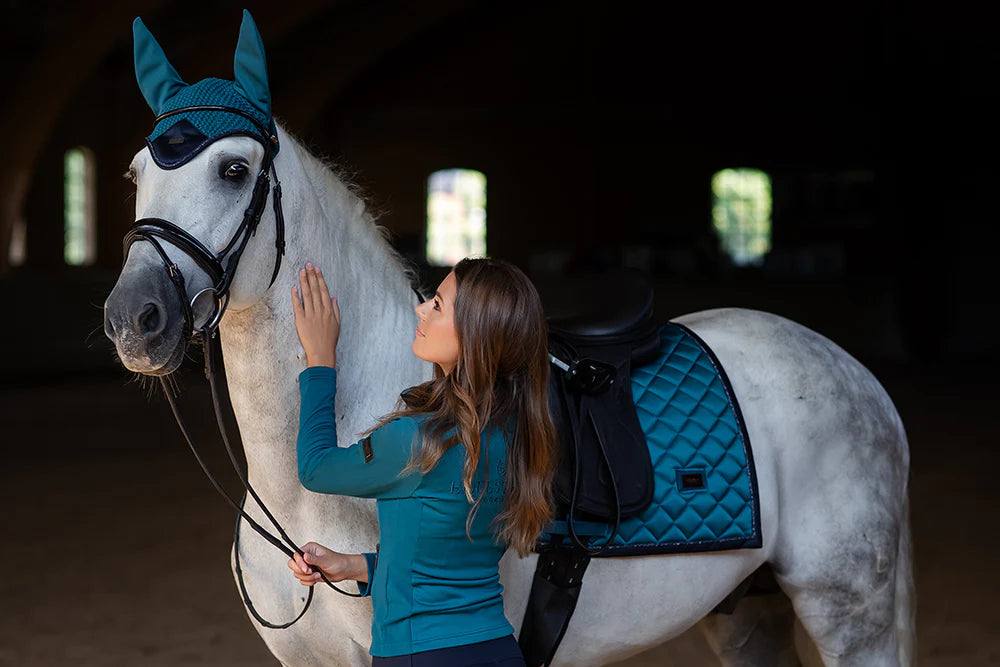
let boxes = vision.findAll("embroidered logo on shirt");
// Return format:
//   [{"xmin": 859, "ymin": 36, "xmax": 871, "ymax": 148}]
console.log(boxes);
[
  {"xmin": 450, "ymin": 479, "xmax": 504, "ymax": 504},
  {"xmin": 362, "ymin": 435, "xmax": 374, "ymax": 463}
]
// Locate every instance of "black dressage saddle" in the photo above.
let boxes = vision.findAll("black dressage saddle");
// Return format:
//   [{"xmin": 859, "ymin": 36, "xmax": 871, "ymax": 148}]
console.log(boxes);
[
  {"xmin": 519, "ymin": 270, "xmax": 661, "ymax": 667},
  {"xmin": 543, "ymin": 270, "xmax": 661, "ymax": 534}
]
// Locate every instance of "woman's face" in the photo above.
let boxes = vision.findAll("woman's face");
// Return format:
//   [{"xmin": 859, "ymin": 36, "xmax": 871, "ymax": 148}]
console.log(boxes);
[{"xmin": 413, "ymin": 271, "xmax": 460, "ymax": 374}]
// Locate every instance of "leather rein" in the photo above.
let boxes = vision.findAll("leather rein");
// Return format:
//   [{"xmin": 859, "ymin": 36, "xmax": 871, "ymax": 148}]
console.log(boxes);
[{"xmin": 122, "ymin": 104, "xmax": 363, "ymax": 631}]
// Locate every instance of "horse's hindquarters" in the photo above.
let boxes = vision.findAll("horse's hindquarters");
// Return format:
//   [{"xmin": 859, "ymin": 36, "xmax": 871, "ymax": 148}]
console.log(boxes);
[{"xmin": 677, "ymin": 308, "xmax": 913, "ymax": 666}]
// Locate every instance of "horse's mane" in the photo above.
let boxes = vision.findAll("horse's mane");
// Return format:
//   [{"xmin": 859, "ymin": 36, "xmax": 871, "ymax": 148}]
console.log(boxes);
[{"xmin": 277, "ymin": 122, "xmax": 421, "ymax": 293}]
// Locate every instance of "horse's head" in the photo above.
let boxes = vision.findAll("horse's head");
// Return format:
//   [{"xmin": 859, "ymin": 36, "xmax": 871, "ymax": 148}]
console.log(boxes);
[{"xmin": 105, "ymin": 11, "xmax": 284, "ymax": 375}]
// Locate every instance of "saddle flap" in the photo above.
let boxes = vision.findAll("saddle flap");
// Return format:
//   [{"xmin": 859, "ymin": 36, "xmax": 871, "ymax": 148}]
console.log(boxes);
[{"xmin": 548, "ymin": 336, "xmax": 656, "ymax": 527}]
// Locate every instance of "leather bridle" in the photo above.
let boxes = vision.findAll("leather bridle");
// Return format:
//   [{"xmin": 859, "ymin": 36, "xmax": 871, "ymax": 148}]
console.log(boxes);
[
  {"xmin": 122, "ymin": 104, "xmax": 365, "ymax": 630},
  {"xmin": 123, "ymin": 105, "xmax": 286, "ymax": 344}
]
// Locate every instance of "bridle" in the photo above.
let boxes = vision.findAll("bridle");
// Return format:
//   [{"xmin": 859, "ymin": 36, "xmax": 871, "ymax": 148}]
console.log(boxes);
[
  {"xmin": 122, "ymin": 104, "xmax": 364, "ymax": 630},
  {"xmin": 123, "ymin": 105, "xmax": 286, "ymax": 344}
]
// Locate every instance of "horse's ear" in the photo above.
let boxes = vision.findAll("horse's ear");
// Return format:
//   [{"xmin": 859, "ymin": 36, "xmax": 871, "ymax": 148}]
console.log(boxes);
[
  {"xmin": 133, "ymin": 17, "xmax": 187, "ymax": 115},
  {"xmin": 233, "ymin": 9, "xmax": 272, "ymax": 118}
]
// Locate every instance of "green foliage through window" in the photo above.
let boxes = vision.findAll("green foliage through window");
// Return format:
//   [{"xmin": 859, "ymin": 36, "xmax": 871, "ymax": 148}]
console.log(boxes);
[
  {"xmin": 64, "ymin": 147, "xmax": 96, "ymax": 266},
  {"xmin": 711, "ymin": 168, "xmax": 771, "ymax": 266}
]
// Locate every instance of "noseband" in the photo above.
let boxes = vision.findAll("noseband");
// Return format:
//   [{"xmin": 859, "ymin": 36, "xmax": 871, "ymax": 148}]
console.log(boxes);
[{"xmin": 122, "ymin": 105, "xmax": 363, "ymax": 630}]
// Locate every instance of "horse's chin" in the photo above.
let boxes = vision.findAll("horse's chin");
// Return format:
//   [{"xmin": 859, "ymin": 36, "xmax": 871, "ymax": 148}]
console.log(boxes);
[{"xmin": 118, "ymin": 333, "xmax": 188, "ymax": 376}]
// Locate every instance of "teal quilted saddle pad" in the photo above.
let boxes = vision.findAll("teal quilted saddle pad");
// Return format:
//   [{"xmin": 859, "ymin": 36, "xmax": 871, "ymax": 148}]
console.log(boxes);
[{"xmin": 539, "ymin": 322, "xmax": 762, "ymax": 556}]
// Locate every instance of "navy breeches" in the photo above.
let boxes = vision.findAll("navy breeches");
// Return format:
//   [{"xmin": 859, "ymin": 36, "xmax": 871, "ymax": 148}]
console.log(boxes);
[{"xmin": 371, "ymin": 635, "xmax": 526, "ymax": 667}]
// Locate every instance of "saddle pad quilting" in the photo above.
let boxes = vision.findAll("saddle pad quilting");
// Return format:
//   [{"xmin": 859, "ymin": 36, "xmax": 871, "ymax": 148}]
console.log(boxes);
[{"xmin": 539, "ymin": 322, "xmax": 762, "ymax": 556}]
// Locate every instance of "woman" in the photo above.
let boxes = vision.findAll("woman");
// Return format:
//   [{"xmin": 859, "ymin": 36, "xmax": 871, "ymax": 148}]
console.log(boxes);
[{"xmin": 287, "ymin": 257, "xmax": 557, "ymax": 666}]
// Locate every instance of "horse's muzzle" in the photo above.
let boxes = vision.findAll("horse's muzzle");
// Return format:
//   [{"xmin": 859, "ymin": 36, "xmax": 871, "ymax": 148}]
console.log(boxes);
[{"xmin": 104, "ymin": 274, "xmax": 188, "ymax": 375}]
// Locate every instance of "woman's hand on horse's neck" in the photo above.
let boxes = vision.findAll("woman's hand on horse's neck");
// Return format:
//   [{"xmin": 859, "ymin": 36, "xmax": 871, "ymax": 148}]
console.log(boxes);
[{"xmin": 292, "ymin": 262, "xmax": 340, "ymax": 369}]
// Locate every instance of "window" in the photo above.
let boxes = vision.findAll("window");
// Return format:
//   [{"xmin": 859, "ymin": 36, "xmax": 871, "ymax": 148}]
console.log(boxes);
[
  {"xmin": 711, "ymin": 168, "xmax": 771, "ymax": 267},
  {"xmin": 64, "ymin": 147, "xmax": 96, "ymax": 265},
  {"xmin": 426, "ymin": 169, "xmax": 486, "ymax": 266}
]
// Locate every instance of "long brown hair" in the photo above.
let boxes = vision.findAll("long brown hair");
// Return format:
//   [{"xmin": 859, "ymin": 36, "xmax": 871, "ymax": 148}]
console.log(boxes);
[{"xmin": 363, "ymin": 257, "xmax": 557, "ymax": 556}]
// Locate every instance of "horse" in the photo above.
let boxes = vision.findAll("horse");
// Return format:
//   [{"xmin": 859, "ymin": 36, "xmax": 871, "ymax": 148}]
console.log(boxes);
[{"xmin": 104, "ymin": 15, "xmax": 914, "ymax": 667}]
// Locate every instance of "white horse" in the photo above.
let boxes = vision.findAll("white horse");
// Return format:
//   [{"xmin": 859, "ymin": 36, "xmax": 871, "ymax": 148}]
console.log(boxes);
[{"xmin": 104, "ymin": 122, "xmax": 914, "ymax": 665}]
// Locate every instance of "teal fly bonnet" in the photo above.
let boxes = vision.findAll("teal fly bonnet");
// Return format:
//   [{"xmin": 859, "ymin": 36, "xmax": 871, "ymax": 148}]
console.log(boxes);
[{"xmin": 133, "ymin": 9, "xmax": 279, "ymax": 169}]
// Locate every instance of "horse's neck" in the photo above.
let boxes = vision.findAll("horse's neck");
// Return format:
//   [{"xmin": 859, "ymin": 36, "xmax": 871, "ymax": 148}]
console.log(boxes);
[{"xmin": 218, "ymin": 132, "xmax": 429, "ymax": 506}]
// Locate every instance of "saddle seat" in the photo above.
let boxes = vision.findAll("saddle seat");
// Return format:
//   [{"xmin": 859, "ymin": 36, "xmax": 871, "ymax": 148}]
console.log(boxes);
[{"xmin": 541, "ymin": 269, "xmax": 656, "ymax": 340}]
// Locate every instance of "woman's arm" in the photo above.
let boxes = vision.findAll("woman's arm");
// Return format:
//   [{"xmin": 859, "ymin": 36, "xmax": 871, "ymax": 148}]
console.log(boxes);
[
  {"xmin": 293, "ymin": 262, "xmax": 422, "ymax": 499},
  {"xmin": 296, "ymin": 366, "xmax": 422, "ymax": 498}
]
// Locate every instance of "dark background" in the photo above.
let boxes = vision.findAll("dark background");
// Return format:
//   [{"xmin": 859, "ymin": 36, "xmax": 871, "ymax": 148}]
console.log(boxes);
[{"xmin": 1, "ymin": 1, "xmax": 997, "ymax": 665}]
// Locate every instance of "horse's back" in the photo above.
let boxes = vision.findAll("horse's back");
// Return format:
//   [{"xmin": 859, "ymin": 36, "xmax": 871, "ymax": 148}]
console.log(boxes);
[{"xmin": 673, "ymin": 307, "xmax": 904, "ymax": 447}]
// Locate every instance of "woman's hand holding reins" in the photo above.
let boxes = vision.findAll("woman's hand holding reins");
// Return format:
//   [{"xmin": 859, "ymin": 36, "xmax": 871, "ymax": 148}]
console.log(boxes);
[
  {"xmin": 292, "ymin": 262, "xmax": 340, "ymax": 368},
  {"xmin": 287, "ymin": 541, "xmax": 369, "ymax": 587}
]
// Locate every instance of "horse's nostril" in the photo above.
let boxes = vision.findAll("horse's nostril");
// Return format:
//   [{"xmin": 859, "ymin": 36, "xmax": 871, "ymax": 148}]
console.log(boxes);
[{"xmin": 138, "ymin": 301, "xmax": 164, "ymax": 338}]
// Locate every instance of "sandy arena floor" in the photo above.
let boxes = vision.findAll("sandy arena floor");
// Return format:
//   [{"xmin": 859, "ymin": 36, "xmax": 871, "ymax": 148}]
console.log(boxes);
[{"xmin": 1, "ymin": 363, "xmax": 997, "ymax": 666}]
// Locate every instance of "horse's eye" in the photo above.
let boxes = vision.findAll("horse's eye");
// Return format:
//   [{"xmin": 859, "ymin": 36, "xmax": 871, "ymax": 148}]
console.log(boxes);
[{"xmin": 221, "ymin": 162, "xmax": 249, "ymax": 180}]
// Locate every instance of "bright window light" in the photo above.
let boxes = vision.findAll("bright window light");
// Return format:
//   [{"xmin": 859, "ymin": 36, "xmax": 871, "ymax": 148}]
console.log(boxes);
[
  {"xmin": 64, "ymin": 147, "xmax": 96, "ymax": 266},
  {"xmin": 426, "ymin": 169, "xmax": 486, "ymax": 266},
  {"xmin": 711, "ymin": 168, "xmax": 772, "ymax": 266}
]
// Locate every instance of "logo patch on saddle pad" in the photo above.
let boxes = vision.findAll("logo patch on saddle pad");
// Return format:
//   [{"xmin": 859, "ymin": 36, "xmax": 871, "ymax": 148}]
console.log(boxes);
[{"xmin": 676, "ymin": 468, "xmax": 707, "ymax": 492}]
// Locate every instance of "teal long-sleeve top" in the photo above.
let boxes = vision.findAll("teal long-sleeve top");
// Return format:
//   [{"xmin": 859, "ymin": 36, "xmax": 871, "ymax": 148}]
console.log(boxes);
[{"xmin": 296, "ymin": 366, "xmax": 514, "ymax": 657}]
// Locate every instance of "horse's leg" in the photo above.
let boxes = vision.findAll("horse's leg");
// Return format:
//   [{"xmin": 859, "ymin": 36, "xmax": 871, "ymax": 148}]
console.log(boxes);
[
  {"xmin": 771, "ymin": 442, "xmax": 912, "ymax": 667},
  {"xmin": 698, "ymin": 592, "xmax": 801, "ymax": 667},
  {"xmin": 772, "ymin": 493, "xmax": 909, "ymax": 667}
]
